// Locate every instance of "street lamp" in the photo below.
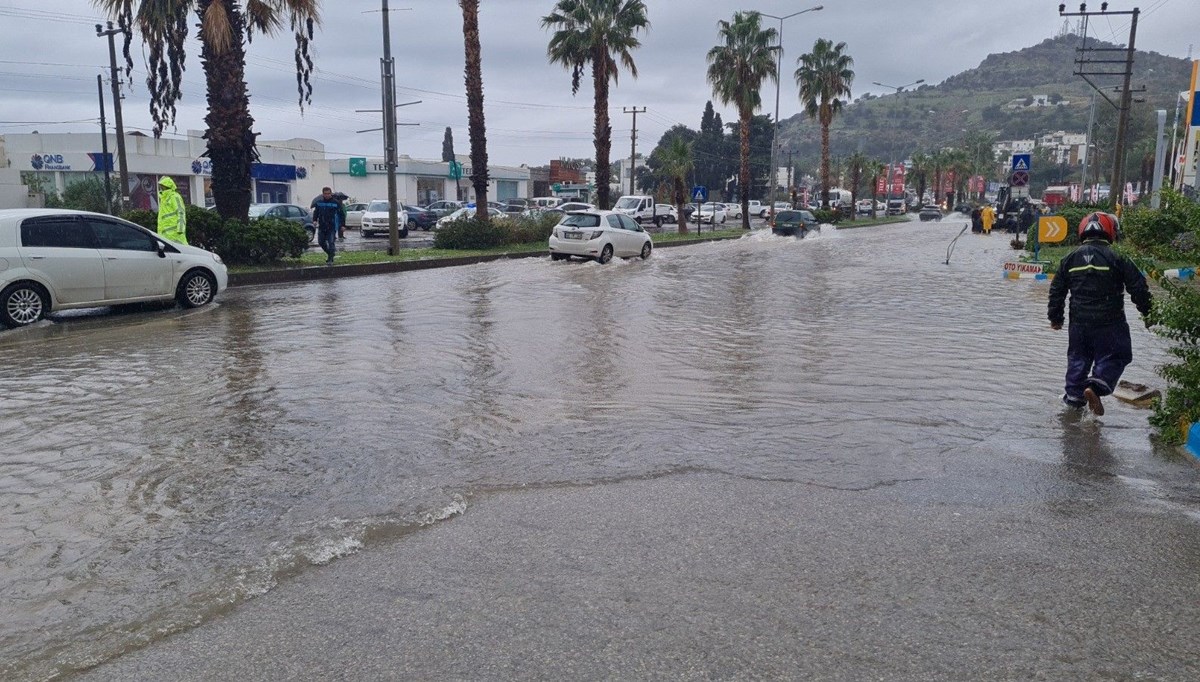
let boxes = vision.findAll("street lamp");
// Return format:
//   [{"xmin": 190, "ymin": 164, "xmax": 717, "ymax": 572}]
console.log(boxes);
[
  {"xmin": 761, "ymin": 4, "xmax": 823, "ymax": 222},
  {"xmin": 872, "ymin": 78, "xmax": 924, "ymax": 94}
]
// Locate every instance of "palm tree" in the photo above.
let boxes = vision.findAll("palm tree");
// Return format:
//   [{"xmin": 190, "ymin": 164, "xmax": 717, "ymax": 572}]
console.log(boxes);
[
  {"xmin": 706, "ymin": 11, "xmax": 776, "ymax": 230},
  {"xmin": 460, "ymin": 0, "xmax": 490, "ymax": 219},
  {"xmin": 95, "ymin": 0, "xmax": 320, "ymax": 222},
  {"xmin": 845, "ymin": 151, "xmax": 869, "ymax": 220},
  {"xmin": 542, "ymin": 0, "xmax": 650, "ymax": 210},
  {"xmin": 795, "ymin": 38, "xmax": 854, "ymax": 211},
  {"xmin": 930, "ymin": 148, "xmax": 953, "ymax": 205},
  {"xmin": 652, "ymin": 137, "xmax": 694, "ymax": 234},
  {"xmin": 869, "ymin": 159, "xmax": 886, "ymax": 218},
  {"xmin": 908, "ymin": 152, "xmax": 932, "ymax": 204}
]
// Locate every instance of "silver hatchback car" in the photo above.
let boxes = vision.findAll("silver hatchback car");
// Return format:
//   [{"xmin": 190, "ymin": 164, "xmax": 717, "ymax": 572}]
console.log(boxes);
[{"xmin": 0, "ymin": 209, "xmax": 228, "ymax": 328}]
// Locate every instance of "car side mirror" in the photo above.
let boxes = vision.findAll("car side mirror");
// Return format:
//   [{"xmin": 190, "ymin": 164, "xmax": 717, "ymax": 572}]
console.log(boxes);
[{"xmin": 156, "ymin": 241, "xmax": 167, "ymax": 258}]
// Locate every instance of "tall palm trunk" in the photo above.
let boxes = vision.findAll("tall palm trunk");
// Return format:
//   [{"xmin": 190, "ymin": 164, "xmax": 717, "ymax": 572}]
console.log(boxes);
[
  {"xmin": 738, "ymin": 107, "xmax": 751, "ymax": 230},
  {"xmin": 592, "ymin": 46, "xmax": 612, "ymax": 209},
  {"xmin": 673, "ymin": 176, "xmax": 687, "ymax": 235},
  {"xmin": 819, "ymin": 117, "xmax": 831, "ymax": 210},
  {"xmin": 461, "ymin": 0, "xmax": 489, "ymax": 218},
  {"xmin": 200, "ymin": 0, "xmax": 254, "ymax": 221}
]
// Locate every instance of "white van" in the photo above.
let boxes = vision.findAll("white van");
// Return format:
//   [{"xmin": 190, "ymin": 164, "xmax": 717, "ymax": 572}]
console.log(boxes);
[{"xmin": 613, "ymin": 195, "xmax": 665, "ymax": 224}]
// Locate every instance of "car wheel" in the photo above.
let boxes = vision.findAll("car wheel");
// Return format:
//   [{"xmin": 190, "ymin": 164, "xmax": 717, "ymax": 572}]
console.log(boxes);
[
  {"xmin": 720, "ymin": 215, "xmax": 727, "ymax": 224},
  {"xmin": 408, "ymin": 219, "xmax": 418, "ymax": 230},
  {"xmin": 597, "ymin": 244, "xmax": 614, "ymax": 264},
  {"xmin": 1, "ymin": 281, "xmax": 48, "ymax": 327},
  {"xmin": 634, "ymin": 216, "xmax": 643, "ymax": 225},
  {"xmin": 640, "ymin": 242, "xmax": 652, "ymax": 260},
  {"xmin": 176, "ymin": 269, "xmax": 216, "ymax": 308},
  {"xmin": 306, "ymin": 227, "xmax": 316, "ymax": 243}
]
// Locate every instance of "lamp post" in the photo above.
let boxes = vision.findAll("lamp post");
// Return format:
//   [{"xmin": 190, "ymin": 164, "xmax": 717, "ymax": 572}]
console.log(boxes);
[
  {"xmin": 872, "ymin": 78, "xmax": 924, "ymax": 94},
  {"xmin": 761, "ymin": 4, "xmax": 823, "ymax": 223}
]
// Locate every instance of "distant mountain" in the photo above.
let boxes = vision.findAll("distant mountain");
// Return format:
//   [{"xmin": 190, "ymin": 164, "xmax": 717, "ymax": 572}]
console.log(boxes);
[{"xmin": 776, "ymin": 34, "xmax": 1192, "ymax": 168}]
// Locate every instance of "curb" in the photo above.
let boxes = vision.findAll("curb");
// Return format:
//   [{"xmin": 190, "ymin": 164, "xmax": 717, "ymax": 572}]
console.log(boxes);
[{"xmin": 228, "ymin": 234, "xmax": 743, "ymax": 288}]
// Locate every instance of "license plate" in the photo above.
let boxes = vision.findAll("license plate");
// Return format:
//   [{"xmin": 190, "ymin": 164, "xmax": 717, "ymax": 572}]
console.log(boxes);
[{"xmin": 564, "ymin": 231, "xmax": 582, "ymax": 240}]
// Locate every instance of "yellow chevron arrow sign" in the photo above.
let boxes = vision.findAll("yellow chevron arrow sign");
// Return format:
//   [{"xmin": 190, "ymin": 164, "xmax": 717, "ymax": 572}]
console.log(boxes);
[{"xmin": 1038, "ymin": 216, "xmax": 1068, "ymax": 243}]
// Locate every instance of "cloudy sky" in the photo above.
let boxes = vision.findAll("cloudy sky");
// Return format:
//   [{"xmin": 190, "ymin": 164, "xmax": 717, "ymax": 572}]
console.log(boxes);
[{"xmin": 1, "ymin": 0, "xmax": 1196, "ymax": 167}]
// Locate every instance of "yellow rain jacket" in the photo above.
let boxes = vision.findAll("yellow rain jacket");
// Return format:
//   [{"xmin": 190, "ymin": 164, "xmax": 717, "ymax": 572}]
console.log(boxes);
[
  {"xmin": 157, "ymin": 177, "xmax": 188, "ymax": 244},
  {"xmin": 981, "ymin": 205, "xmax": 996, "ymax": 234}
]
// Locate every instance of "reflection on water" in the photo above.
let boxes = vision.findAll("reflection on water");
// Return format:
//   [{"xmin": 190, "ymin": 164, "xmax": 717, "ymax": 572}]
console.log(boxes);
[{"xmin": 0, "ymin": 220, "xmax": 1195, "ymax": 680}]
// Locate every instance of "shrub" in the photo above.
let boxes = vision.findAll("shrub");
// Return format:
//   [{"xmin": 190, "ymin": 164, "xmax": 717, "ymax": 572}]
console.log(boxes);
[
  {"xmin": 433, "ymin": 216, "xmax": 508, "ymax": 250},
  {"xmin": 502, "ymin": 213, "xmax": 560, "ymax": 245},
  {"xmin": 812, "ymin": 208, "xmax": 841, "ymax": 224},
  {"xmin": 218, "ymin": 217, "xmax": 309, "ymax": 264},
  {"xmin": 121, "ymin": 209, "xmax": 158, "ymax": 231},
  {"xmin": 1120, "ymin": 189, "xmax": 1200, "ymax": 259},
  {"xmin": 184, "ymin": 205, "xmax": 228, "ymax": 253},
  {"xmin": 1148, "ymin": 276, "xmax": 1200, "ymax": 444}
]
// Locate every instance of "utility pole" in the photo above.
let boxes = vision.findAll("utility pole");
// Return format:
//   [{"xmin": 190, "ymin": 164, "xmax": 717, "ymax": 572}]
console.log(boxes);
[
  {"xmin": 623, "ymin": 106, "xmax": 645, "ymax": 196},
  {"xmin": 381, "ymin": 0, "xmax": 402, "ymax": 255},
  {"xmin": 1081, "ymin": 90, "xmax": 1096, "ymax": 199},
  {"xmin": 96, "ymin": 21, "xmax": 129, "ymax": 210},
  {"xmin": 1058, "ymin": 3, "xmax": 1140, "ymax": 210},
  {"xmin": 786, "ymin": 149, "xmax": 794, "ymax": 204},
  {"xmin": 96, "ymin": 74, "xmax": 113, "ymax": 215}
]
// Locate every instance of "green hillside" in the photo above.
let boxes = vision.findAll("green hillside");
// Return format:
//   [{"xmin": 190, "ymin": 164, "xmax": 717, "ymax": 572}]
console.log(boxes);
[{"xmin": 776, "ymin": 34, "xmax": 1192, "ymax": 170}]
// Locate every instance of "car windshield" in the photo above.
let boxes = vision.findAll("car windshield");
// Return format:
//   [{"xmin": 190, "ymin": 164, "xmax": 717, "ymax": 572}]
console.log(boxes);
[
  {"xmin": 560, "ymin": 214, "xmax": 601, "ymax": 228},
  {"xmin": 247, "ymin": 205, "xmax": 270, "ymax": 217},
  {"xmin": 367, "ymin": 201, "xmax": 391, "ymax": 212},
  {"xmin": 614, "ymin": 197, "xmax": 641, "ymax": 209},
  {"xmin": 777, "ymin": 211, "xmax": 801, "ymax": 220}
]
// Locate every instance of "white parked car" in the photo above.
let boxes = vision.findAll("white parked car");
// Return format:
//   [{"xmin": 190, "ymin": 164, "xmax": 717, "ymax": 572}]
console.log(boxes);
[
  {"xmin": 434, "ymin": 206, "xmax": 504, "ymax": 229},
  {"xmin": 694, "ymin": 202, "xmax": 728, "ymax": 224},
  {"xmin": 654, "ymin": 204, "xmax": 679, "ymax": 223},
  {"xmin": 746, "ymin": 200, "xmax": 764, "ymax": 218},
  {"xmin": 360, "ymin": 200, "xmax": 410, "ymax": 238},
  {"xmin": 0, "ymin": 209, "xmax": 228, "ymax": 328},
  {"xmin": 723, "ymin": 203, "xmax": 743, "ymax": 219},
  {"xmin": 343, "ymin": 202, "xmax": 368, "ymax": 228},
  {"xmin": 548, "ymin": 210, "xmax": 653, "ymax": 263}
]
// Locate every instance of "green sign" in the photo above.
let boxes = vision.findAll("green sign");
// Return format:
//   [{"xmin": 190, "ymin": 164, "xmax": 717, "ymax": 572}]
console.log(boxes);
[
  {"xmin": 552, "ymin": 183, "xmax": 562, "ymax": 192},
  {"xmin": 349, "ymin": 157, "xmax": 367, "ymax": 177},
  {"xmin": 448, "ymin": 160, "xmax": 463, "ymax": 180}
]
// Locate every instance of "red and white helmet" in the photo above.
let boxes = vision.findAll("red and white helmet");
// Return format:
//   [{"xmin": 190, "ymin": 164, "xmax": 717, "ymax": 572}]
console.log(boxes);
[{"xmin": 1078, "ymin": 212, "xmax": 1119, "ymax": 243}]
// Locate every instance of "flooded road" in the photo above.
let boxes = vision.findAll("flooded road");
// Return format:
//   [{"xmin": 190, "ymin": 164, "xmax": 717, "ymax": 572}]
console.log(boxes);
[{"xmin": 2, "ymin": 218, "xmax": 1198, "ymax": 679}]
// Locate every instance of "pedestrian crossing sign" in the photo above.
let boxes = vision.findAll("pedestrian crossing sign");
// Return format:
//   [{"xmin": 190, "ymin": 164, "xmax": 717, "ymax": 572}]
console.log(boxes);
[{"xmin": 1011, "ymin": 153, "xmax": 1031, "ymax": 172}]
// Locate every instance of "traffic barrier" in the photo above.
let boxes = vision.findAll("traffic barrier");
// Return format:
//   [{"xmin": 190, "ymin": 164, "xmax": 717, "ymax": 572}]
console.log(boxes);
[{"xmin": 1161, "ymin": 267, "xmax": 1195, "ymax": 281}]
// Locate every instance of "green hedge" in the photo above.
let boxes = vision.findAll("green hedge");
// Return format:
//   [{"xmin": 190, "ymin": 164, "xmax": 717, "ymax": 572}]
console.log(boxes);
[
  {"xmin": 432, "ymin": 213, "xmax": 560, "ymax": 250},
  {"xmin": 121, "ymin": 205, "xmax": 307, "ymax": 264}
]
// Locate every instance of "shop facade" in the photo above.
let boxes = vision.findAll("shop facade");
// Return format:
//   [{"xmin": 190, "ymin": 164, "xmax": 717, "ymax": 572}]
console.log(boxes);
[{"xmin": 297, "ymin": 156, "xmax": 530, "ymax": 207}]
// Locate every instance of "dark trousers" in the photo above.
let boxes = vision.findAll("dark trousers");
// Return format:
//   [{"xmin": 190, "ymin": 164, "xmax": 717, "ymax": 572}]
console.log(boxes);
[
  {"xmin": 318, "ymin": 224, "xmax": 337, "ymax": 259},
  {"xmin": 1064, "ymin": 320, "xmax": 1132, "ymax": 401}
]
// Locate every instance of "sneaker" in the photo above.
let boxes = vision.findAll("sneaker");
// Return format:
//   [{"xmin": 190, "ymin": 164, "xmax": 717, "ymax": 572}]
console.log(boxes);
[
  {"xmin": 1083, "ymin": 387, "xmax": 1104, "ymax": 416},
  {"xmin": 1062, "ymin": 394, "xmax": 1086, "ymax": 409},
  {"xmin": 325, "ymin": 257, "xmax": 334, "ymax": 266}
]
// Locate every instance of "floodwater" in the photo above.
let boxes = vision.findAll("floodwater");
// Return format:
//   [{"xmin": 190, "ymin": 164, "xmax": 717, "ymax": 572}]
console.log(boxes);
[{"xmin": 2, "ymin": 217, "xmax": 1197, "ymax": 679}]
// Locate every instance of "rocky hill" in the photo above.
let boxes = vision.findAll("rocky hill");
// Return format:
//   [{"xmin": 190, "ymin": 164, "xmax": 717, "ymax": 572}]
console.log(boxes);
[{"xmin": 776, "ymin": 34, "xmax": 1192, "ymax": 167}]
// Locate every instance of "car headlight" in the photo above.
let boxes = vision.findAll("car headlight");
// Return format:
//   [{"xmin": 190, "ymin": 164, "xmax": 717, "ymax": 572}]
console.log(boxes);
[
  {"xmin": 589, "ymin": 230, "xmax": 604, "ymax": 240},
  {"xmin": 212, "ymin": 253, "xmax": 223, "ymax": 264}
]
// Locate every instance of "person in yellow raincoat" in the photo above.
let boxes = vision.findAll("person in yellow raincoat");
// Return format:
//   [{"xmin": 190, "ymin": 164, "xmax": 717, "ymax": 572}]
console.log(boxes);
[
  {"xmin": 156, "ymin": 177, "xmax": 188, "ymax": 244},
  {"xmin": 981, "ymin": 204, "xmax": 996, "ymax": 235}
]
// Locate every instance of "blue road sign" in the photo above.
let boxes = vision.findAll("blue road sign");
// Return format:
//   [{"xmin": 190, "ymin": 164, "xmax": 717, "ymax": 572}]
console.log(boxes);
[
  {"xmin": 691, "ymin": 185, "xmax": 708, "ymax": 202},
  {"xmin": 1011, "ymin": 153, "xmax": 1031, "ymax": 172}
]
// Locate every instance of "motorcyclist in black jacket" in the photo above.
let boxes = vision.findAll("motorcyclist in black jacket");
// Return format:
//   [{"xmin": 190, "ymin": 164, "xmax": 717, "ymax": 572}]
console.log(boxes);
[{"xmin": 1048, "ymin": 212, "xmax": 1152, "ymax": 415}]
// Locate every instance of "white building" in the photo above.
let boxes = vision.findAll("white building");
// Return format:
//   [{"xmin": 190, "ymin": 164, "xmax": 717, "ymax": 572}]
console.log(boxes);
[{"xmin": 0, "ymin": 132, "xmax": 528, "ymax": 210}]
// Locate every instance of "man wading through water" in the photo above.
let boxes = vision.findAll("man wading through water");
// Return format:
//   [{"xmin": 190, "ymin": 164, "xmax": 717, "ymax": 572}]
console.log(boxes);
[
  {"xmin": 310, "ymin": 187, "xmax": 344, "ymax": 265},
  {"xmin": 1048, "ymin": 212, "xmax": 1153, "ymax": 416}
]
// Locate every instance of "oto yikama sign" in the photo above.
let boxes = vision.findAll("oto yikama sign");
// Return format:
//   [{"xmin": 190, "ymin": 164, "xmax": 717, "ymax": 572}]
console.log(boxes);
[{"xmin": 1003, "ymin": 262, "xmax": 1045, "ymax": 274}]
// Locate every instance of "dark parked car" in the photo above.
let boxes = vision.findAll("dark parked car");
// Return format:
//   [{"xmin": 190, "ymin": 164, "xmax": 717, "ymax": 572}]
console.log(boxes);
[
  {"xmin": 248, "ymin": 203, "xmax": 315, "ymax": 243},
  {"xmin": 401, "ymin": 204, "xmax": 438, "ymax": 231},
  {"xmin": 771, "ymin": 209, "xmax": 819, "ymax": 237},
  {"xmin": 918, "ymin": 205, "xmax": 944, "ymax": 221}
]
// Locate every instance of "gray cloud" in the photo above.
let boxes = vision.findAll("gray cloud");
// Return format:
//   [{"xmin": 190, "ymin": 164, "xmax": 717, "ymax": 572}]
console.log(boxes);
[{"xmin": 2, "ymin": 0, "xmax": 1195, "ymax": 166}]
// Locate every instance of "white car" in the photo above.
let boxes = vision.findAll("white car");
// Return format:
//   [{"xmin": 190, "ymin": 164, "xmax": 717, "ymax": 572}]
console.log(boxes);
[
  {"xmin": 0, "ymin": 209, "xmax": 228, "ymax": 328},
  {"xmin": 435, "ymin": 206, "xmax": 504, "ymax": 229},
  {"xmin": 723, "ymin": 203, "xmax": 743, "ymax": 219},
  {"xmin": 360, "ymin": 200, "xmax": 410, "ymax": 238},
  {"xmin": 694, "ymin": 202, "xmax": 728, "ymax": 224},
  {"xmin": 343, "ymin": 202, "xmax": 368, "ymax": 228},
  {"xmin": 548, "ymin": 210, "xmax": 653, "ymax": 263},
  {"xmin": 654, "ymin": 204, "xmax": 679, "ymax": 223},
  {"xmin": 557, "ymin": 201, "xmax": 596, "ymax": 213}
]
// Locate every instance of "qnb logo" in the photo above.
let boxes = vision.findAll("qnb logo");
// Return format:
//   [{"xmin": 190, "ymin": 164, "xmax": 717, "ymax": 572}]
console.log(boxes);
[
  {"xmin": 30, "ymin": 154, "xmax": 66, "ymax": 170},
  {"xmin": 30, "ymin": 154, "xmax": 43, "ymax": 170}
]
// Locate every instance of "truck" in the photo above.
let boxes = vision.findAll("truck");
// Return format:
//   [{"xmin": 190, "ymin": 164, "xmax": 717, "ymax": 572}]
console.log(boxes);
[{"xmin": 613, "ymin": 195, "xmax": 668, "ymax": 225}]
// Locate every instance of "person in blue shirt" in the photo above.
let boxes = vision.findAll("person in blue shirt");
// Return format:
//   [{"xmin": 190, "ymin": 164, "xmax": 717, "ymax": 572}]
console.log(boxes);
[{"xmin": 310, "ymin": 187, "xmax": 344, "ymax": 265}]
